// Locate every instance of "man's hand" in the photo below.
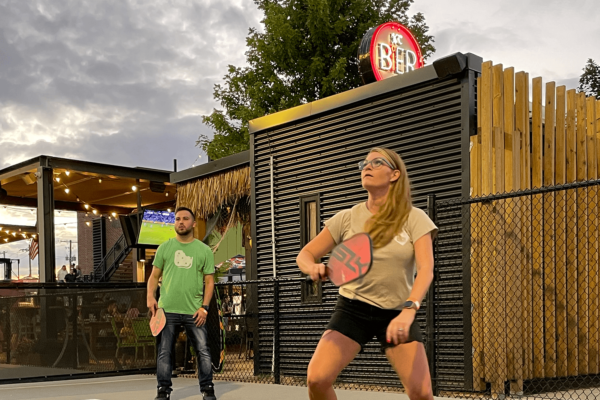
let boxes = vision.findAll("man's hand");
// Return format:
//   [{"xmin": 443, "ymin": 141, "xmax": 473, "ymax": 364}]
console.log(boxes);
[
  {"xmin": 147, "ymin": 297, "xmax": 158, "ymax": 318},
  {"xmin": 193, "ymin": 306, "xmax": 208, "ymax": 327}
]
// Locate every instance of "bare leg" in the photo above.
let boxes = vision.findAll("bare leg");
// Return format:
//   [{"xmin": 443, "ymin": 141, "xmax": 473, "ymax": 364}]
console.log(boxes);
[
  {"xmin": 307, "ymin": 330, "xmax": 361, "ymax": 400},
  {"xmin": 386, "ymin": 341, "xmax": 433, "ymax": 400}
]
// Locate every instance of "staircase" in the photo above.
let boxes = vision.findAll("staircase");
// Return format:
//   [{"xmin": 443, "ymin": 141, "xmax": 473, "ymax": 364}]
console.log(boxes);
[
  {"xmin": 110, "ymin": 252, "xmax": 135, "ymax": 282},
  {"xmin": 92, "ymin": 235, "xmax": 132, "ymax": 282}
]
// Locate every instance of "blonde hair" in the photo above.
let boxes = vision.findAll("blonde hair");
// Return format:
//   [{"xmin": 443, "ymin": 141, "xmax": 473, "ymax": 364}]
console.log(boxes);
[{"xmin": 364, "ymin": 147, "xmax": 412, "ymax": 248}]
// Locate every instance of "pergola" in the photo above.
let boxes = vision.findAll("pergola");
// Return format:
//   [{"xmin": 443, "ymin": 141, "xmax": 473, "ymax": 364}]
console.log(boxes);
[{"xmin": 0, "ymin": 156, "xmax": 175, "ymax": 281}]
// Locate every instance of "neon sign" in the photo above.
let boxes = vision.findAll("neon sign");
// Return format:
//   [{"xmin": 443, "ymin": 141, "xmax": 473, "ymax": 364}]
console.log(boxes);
[{"xmin": 358, "ymin": 22, "xmax": 424, "ymax": 84}]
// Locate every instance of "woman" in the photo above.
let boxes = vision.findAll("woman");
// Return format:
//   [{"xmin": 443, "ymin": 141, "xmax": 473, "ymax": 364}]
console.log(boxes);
[{"xmin": 296, "ymin": 147, "xmax": 437, "ymax": 400}]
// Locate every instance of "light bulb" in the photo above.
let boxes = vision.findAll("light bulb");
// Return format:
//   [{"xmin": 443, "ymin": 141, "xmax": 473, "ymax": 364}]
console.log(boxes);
[
  {"xmin": 92, "ymin": 209, "xmax": 98, "ymax": 215},
  {"xmin": 55, "ymin": 177, "xmax": 60, "ymax": 182},
  {"xmin": 12, "ymin": 232, "xmax": 16, "ymax": 237},
  {"xmin": 99, "ymin": 178, "xmax": 102, "ymax": 183},
  {"xmin": 32, "ymin": 235, "xmax": 36, "ymax": 239},
  {"xmin": 111, "ymin": 212, "xmax": 117, "ymax": 217},
  {"xmin": 65, "ymin": 170, "xmax": 70, "ymax": 176},
  {"xmin": 167, "ymin": 208, "xmax": 171, "ymax": 212},
  {"xmin": 132, "ymin": 185, "xmax": 137, "ymax": 192},
  {"xmin": 165, "ymin": 192, "xmax": 169, "ymax": 197},
  {"xmin": 3, "ymin": 239, "xmax": 7, "ymax": 243},
  {"xmin": 84, "ymin": 204, "xmax": 89, "ymax": 210},
  {"xmin": 64, "ymin": 188, "xmax": 70, "ymax": 194},
  {"xmin": 86, "ymin": 222, "xmax": 91, "ymax": 227}
]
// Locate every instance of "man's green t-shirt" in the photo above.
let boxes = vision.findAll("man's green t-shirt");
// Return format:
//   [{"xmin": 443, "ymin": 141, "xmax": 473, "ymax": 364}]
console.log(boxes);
[{"xmin": 153, "ymin": 238, "xmax": 215, "ymax": 315}]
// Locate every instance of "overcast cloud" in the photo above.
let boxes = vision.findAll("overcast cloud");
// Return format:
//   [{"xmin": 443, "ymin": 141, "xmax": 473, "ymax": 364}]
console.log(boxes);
[{"xmin": 0, "ymin": 0, "xmax": 263, "ymax": 170}]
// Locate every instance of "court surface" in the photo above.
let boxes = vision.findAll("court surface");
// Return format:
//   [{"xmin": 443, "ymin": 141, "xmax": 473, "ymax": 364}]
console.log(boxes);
[{"xmin": 0, "ymin": 375, "xmax": 416, "ymax": 400}]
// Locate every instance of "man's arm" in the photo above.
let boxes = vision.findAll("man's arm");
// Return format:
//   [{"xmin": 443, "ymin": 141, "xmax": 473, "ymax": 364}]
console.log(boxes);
[
  {"xmin": 203, "ymin": 274, "xmax": 215, "ymax": 307},
  {"xmin": 146, "ymin": 267, "xmax": 163, "ymax": 318}
]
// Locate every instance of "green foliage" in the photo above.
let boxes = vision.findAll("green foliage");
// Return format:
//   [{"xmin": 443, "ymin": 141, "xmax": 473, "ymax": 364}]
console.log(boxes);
[
  {"xmin": 578, "ymin": 58, "xmax": 600, "ymax": 100},
  {"xmin": 199, "ymin": 0, "xmax": 435, "ymax": 160}
]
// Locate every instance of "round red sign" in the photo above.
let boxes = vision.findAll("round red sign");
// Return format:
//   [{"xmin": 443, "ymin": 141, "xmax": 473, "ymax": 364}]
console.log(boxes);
[{"xmin": 358, "ymin": 22, "xmax": 424, "ymax": 84}]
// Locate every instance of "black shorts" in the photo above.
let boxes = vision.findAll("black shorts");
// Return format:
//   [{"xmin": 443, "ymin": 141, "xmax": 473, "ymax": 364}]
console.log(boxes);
[{"xmin": 326, "ymin": 295, "xmax": 423, "ymax": 353}]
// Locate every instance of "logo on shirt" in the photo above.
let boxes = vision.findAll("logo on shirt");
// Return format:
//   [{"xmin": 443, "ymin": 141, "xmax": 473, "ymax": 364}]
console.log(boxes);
[
  {"xmin": 394, "ymin": 231, "xmax": 410, "ymax": 246},
  {"xmin": 174, "ymin": 250, "xmax": 193, "ymax": 269}
]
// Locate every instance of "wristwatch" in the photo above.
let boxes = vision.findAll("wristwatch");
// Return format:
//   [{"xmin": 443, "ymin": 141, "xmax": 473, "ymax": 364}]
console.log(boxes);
[
  {"xmin": 202, "ymin": 305, "xmax": 209, "ymax": 312},
  {"xmin": 403, "ymin": 300, "xmax": 420, "ymax": 310}
]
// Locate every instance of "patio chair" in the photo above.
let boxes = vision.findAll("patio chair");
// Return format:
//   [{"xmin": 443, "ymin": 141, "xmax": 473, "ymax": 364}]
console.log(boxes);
[{"xmin": 111, "ymin": 317, "xmax": 145, "ymax": 362}]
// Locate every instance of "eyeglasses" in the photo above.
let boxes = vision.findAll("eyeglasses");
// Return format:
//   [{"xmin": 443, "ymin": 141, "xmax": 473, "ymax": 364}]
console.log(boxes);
[{"xmin": 358, "ymin": 158, "xmax": 395, "ymax": 171}]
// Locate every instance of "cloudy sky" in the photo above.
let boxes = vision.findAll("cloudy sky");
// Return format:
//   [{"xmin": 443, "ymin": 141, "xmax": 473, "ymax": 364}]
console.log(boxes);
[{"xmin": 0, "ymin": 0, "xmax": 598, "ymax": 276}]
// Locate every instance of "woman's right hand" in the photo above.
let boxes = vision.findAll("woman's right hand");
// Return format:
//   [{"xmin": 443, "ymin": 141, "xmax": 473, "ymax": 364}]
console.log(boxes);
[{"xmin": 308, "ymin": 263, "xmax": 328, "ymax": 282}]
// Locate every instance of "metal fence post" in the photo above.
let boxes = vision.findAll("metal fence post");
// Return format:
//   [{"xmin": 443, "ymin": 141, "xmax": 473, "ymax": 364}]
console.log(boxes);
[
  {"xmin": 426, "ymin": 194, "xmax": 438, "ymax": 395},
  {"xmin": 273, "ymin": 279, "xmax": 280, "ymax": 384}
]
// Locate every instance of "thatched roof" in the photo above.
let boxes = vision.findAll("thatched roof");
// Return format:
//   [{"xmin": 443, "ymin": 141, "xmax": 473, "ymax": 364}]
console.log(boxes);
[{"xmin": 176, "ymin": 166, "xmax": 250, "ymax": 222}]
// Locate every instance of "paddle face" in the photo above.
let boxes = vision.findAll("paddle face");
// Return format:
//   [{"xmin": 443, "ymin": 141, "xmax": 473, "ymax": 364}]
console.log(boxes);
[
  {"xmin": 327, "ymin": 233, "xmax": 373, "ymax": 286},
  {"xmin": 150, "ymin": 308, "xmax": 166, "ymax": 336}
]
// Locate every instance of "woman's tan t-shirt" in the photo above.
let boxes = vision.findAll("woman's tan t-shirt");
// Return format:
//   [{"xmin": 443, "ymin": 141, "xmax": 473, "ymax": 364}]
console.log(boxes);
[{"xmin": 325, "ymin": 203, "xmax": 438, "ymax": 310}]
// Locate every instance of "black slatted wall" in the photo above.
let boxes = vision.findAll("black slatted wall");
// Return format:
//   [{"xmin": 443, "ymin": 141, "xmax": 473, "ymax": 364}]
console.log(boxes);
[{"xmin": 250, "ymin": 69, "xmax": 478, "ymax": 390}]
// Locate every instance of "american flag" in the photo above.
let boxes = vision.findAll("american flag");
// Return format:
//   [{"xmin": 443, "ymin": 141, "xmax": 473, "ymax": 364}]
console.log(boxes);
[{"xmin": 29, "ymin": 237, "xmax": 39, "ymax": 260}]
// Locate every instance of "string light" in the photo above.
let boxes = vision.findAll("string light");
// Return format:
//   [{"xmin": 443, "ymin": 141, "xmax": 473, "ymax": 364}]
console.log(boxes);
[
  {"xmin": 99, "ymin": 178, "xmax": 102, "ymax": 183},
  {"xmin": 64, "ymin": 188, "xmax": 70, "ymax": 194},
  {"xmin": 86, "ymin": 222, "xmax": 91, "ymax": 227},
  {"xmin": 76, "ymin": 197, "xmax": 80, "ymax": 202},
  {"xmin": 32, "ymin": 235, "xmax": 36, "ymax": 239},
  {"xmin": 84, "ymin": 204, "xmax": 90, "ymax": 210},
  {"xmin": 111, "ymin": 212, "xmax": 117, "ymax": 217},
  {"xmin": 92, "ymin": 210, "xmax": 98, "ymax": 215},
  {"xmin": 3, "ymin": 239, "xmax": 7, "ymax": 243},
  {"xmin": 131, "ymin": 185, "xmax": 137, "ymax": 192},
  {"xmin": 167, "ymin": 208, "xmax": 172, "ymax": 212},
  {"xmin": 55, "ymin": 177, "xmax": 61, "ymax": 183},
  {"xmin": 65, "ymin": 170, "xmax": 70, "ymax": 176},
  {"xmin": 165, "ymin": 192, "xmax": 169, "ymax": 197}
]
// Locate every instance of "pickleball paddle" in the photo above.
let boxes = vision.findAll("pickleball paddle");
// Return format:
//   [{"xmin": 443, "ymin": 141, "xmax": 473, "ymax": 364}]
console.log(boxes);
[
  {"xmin": 307, "ymin": 232, "xmax": 373, "ymax": 286},
  {"xmin": 149, "ymin": 307, "xmax": 166, "ymax": 336}
]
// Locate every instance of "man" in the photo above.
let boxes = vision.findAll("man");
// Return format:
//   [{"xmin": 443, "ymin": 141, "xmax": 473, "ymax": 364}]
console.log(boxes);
[
  {"xmin": 147, "ymin": 207, "xmax": 216, "ymax": 400},
  {"xmin": 57, "ymin": 265, "xmax": 68, "ymax": 282}
]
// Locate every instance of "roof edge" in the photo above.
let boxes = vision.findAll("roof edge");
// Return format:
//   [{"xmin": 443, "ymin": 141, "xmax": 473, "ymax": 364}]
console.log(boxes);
[{"xmin": 170, "ymin": 150, "xmax": 250, "ymax": 184}]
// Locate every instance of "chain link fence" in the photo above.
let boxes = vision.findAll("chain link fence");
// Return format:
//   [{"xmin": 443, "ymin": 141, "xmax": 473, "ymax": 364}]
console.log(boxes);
[{"xmin": 435, "ymin": 180, "xmax": 600, "ymax": 399}]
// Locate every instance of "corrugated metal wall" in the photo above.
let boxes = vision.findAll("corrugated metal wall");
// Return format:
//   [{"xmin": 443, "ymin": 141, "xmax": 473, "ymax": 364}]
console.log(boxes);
[{"xmin": 250, "ymin": 69, "xmax": 477, "ymax": 390}]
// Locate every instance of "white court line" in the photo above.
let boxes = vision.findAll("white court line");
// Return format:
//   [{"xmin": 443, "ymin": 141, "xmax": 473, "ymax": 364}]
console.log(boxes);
[{"xmin": 0, "ymin": 376, "xmax": 156, "ymax": 391}]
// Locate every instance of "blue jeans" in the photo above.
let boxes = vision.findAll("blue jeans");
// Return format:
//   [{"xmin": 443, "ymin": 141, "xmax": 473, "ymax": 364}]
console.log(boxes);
[{"xmin": 157, "ymin": 312, "xmax": 213, "ymax": 392}]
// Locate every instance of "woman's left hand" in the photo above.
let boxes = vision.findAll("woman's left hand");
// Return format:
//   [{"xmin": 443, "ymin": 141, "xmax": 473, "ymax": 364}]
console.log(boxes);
[{"xmin": 386, "ymin": 308, "xmax": 416, "ymax": 345}]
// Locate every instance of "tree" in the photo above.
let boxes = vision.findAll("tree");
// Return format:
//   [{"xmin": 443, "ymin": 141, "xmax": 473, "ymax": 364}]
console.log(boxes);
[
  {"xmin": 199, "ymin": 0, "xmax": 435, "ymax": 160},
  {"xmin": 578, "ymin": 58, "xmax": 600, "ymax": 99}
]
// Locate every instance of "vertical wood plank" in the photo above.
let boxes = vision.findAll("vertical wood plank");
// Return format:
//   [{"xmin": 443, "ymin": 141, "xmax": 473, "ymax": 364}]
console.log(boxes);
[
  {"xmin": 482, "ymin": 62, "xmax": 493, "ymax": 196},
  {"xmin": 531, "ymin": 76, "xmax": 545, "ymax": 378},
  {"xmin": 587, "ymin": 96, "xmax": 599, "ymax": 375},
  {"xmin": 480, "ymin": 61, "xmax": 497, "ymax": 390},
  {"xmin": 491, "ymin": 64, "xmax": 507, "ymax": 397},
  {"xmin": 576, "ymin": 92, "xmax": 588, "ymax": 375},
  {"xmin": 543, "ymin": 81, "xmax": 557, "ymax": 378},
  {"xmin": 566, "ymin": 88, "xmax": 579, "ymax": 376},
  {"xmin": 504, "ymin": 67, "xmax": 523, "ymax": 393},
  {"xmin": 555, "ymin": 85, "xmax": 568, "ymax": 377},
  {"xmin": 516, "ymin": 71, "xmax": 533, "ymax": 379}
]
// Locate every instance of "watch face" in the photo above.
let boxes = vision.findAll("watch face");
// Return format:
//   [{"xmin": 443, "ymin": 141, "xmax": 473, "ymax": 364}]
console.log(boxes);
[{"xmin": 404, "ymin": 301, "xmax": 414, "ymax": 308}]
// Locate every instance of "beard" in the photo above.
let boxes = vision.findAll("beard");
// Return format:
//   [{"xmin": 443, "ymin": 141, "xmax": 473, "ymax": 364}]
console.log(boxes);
[{"xmin": 175, "ymin": 226, "xmax": 194, "ymax": 237}]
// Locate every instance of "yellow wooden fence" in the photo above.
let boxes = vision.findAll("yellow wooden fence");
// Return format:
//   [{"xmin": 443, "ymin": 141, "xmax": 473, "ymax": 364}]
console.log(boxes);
[{"xmin": 470, "ymin": 61, "xmax": 600, "ymax": 395}]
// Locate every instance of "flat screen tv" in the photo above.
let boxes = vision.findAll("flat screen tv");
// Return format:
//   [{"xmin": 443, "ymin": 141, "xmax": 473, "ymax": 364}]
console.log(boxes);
[{"xmin": 137, "ymin": 210, "xmax": 176, "ymax": 245}]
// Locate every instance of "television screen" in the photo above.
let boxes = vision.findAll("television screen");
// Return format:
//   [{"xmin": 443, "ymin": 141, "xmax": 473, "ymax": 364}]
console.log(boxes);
[{"xmin": 137, "ymin": 210, "xmax": 176, "ymax": 245}]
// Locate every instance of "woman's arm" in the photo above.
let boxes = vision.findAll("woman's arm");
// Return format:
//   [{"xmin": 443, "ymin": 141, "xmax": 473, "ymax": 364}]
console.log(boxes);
[
  {"xmin": 406, "ymin": 232, "xmax": 435, "ymax": 304},
  {"xmin": 386, "ymin": 232, "xmax": 434, "ymax": 345},
  {"xmin": 296, "ymin": 227, "xmax": 337, "ymax": 281}
]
